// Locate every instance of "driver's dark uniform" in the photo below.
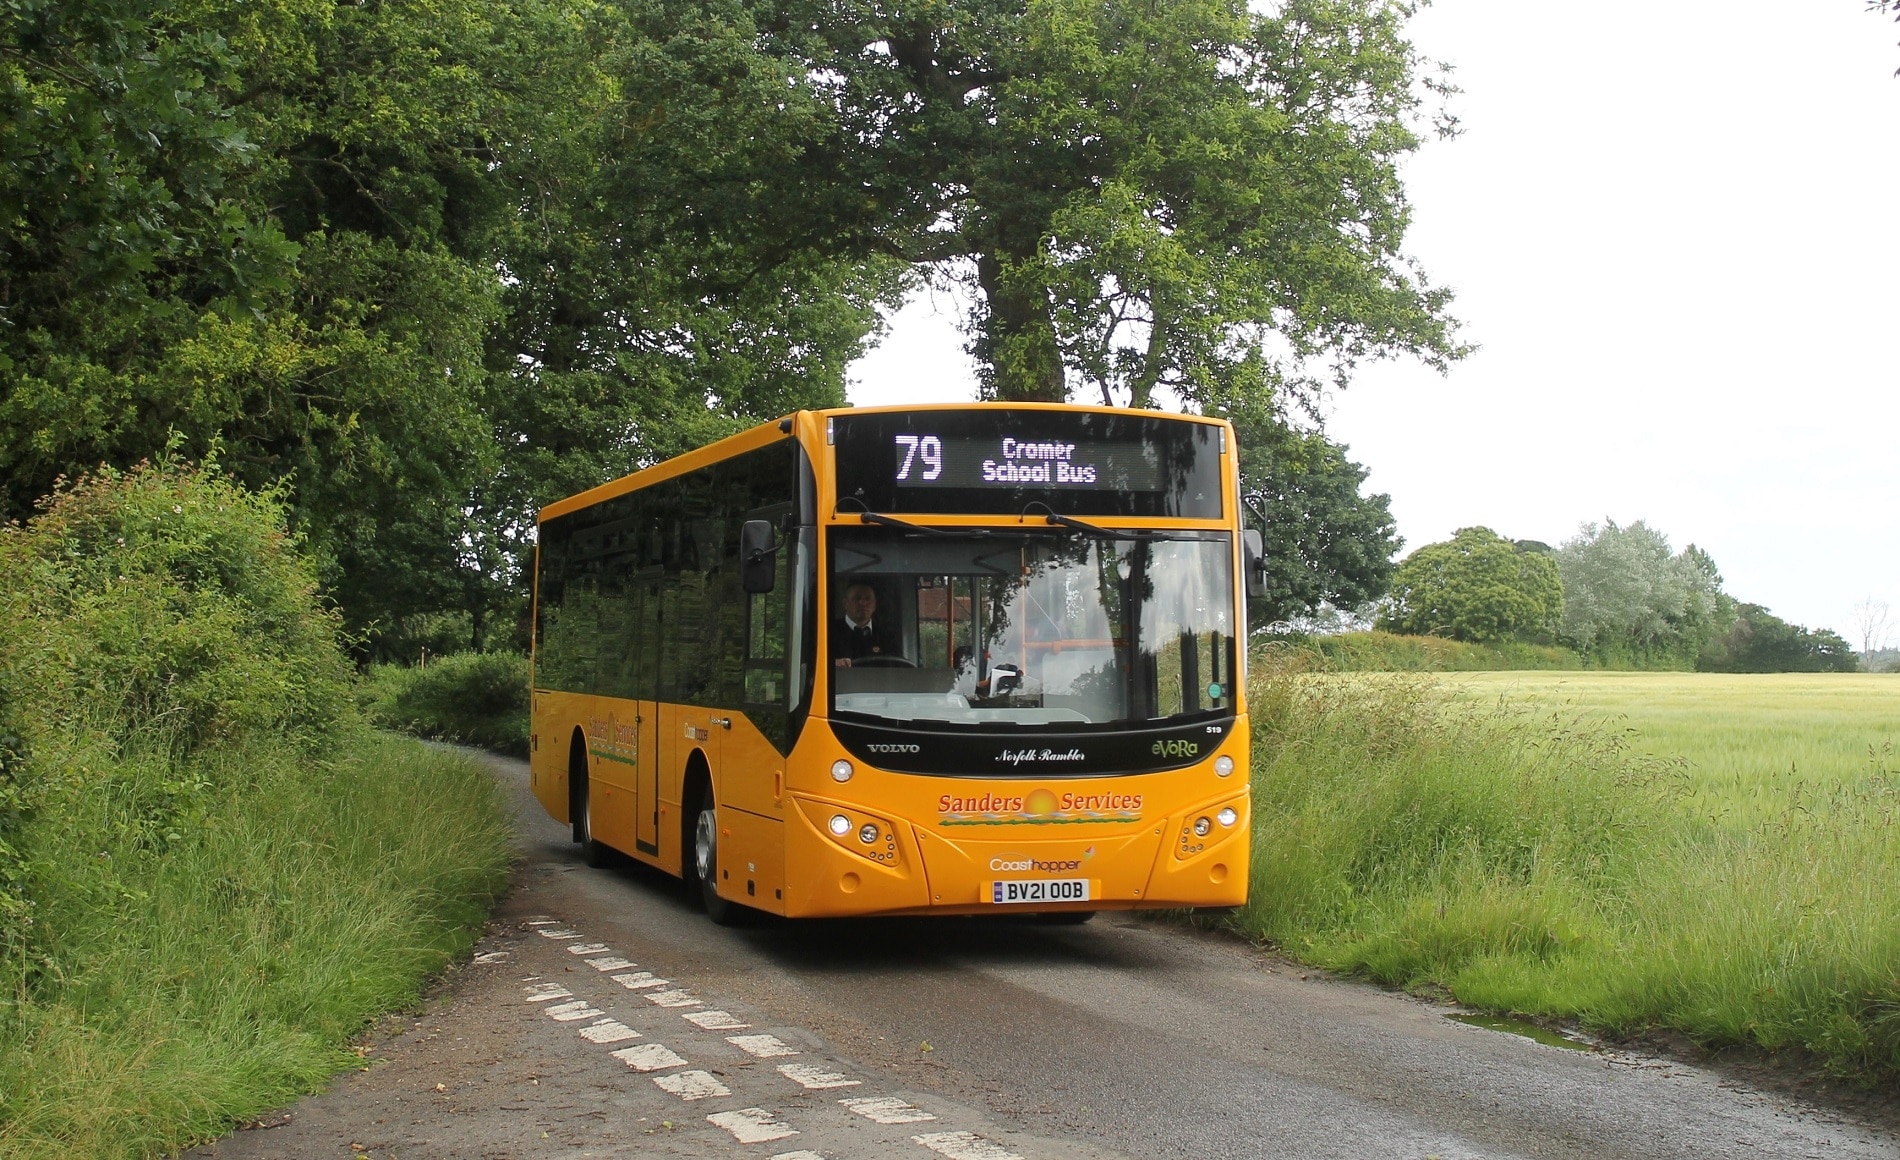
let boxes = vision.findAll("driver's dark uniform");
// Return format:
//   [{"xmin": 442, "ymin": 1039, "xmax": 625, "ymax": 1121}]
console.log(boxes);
[{"xmin": 831, "ymin": 617, "xmax": 899, "ymax": 664}]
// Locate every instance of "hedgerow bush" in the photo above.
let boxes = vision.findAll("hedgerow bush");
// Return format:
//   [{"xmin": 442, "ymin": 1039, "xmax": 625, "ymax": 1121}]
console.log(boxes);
[
  {"xmin": 359, "ymin": 651, "xmax": 530, "ymax": 756},
  {"xmin": 0, "ymin": 459, "xmax": 510, "ymax": 1157}
]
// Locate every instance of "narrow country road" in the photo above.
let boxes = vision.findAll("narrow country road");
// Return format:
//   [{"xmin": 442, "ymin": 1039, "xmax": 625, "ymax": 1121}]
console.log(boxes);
[{"xmin": 185, "ymin": 752, "xmax": 1900, "ymax": 1160}]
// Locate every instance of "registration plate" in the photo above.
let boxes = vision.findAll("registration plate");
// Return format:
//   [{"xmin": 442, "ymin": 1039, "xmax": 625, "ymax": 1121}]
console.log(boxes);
[{"xmin": 990, "ymin": 879, "xmax": 1091, "ymax": 905}]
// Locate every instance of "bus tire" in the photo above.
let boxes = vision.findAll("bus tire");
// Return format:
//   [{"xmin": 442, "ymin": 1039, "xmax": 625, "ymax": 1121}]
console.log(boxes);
[
  {"xmin": 570, "ymin": 733, "xmax": 611, "ymax": 868},
  {"xmin": 690, "ymin": 799, "xmax": 739, "ymax": 926}
]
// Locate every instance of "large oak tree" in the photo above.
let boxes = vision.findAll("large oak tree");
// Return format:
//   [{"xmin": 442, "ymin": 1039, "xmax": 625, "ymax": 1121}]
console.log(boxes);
[{"xmin": 754, "ymin": 0, "xmax": 1464, "ymax": 404}]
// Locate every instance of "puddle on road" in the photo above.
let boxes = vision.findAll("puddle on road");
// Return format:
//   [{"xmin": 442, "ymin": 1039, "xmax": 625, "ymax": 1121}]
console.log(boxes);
[{"xmin": 1447, "ymin": 1012, "xmax": 1592, "ymax": 1051}]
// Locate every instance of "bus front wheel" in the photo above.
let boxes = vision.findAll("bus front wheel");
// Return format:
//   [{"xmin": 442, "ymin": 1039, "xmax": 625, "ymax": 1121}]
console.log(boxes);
[{"xmin": 691, "ymin": 802, "xmax": 738, "ymax": 926}]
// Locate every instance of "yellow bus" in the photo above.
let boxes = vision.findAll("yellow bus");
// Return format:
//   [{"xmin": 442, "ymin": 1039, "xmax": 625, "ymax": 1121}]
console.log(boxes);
[{"xmin": 529, "ymin": 403, "xmax": 1262, "ymax": 923}]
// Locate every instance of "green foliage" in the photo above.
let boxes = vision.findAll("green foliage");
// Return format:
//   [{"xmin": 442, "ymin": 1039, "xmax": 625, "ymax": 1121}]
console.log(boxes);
[
  {"xmin": 756, "ymin": 0, "xmax": 1465, "ymax": 403},
  {"xmin": 0, "ymin": 457, "xmax": 353, "ymax": 762},
  {"xmin": 1699, "ymin": 604, "xmax": 1860, "ymax": 674},
  {"xmin": 1233, "ymin": 410, "xmax": 1399, "ymax": 627},
  {"xmin": 1380, "ymin": 527, "xmax": 1563, "ymax": 644},
  {"xmin": 1232, "ymin": 665, "xmax": 1900, "ymax": 1079},
  {"xmin": 0, "ymin": 0, "xmax": 896, "ymax": 658},
  {"xmin": 0, "ymin": 460, "xmax": 510, "ymax": 1153},
  {"xmin": 1556, "ymin": 521, "xmax": 1724, "ymax": 670},
  {"xmin": 359, "ymin": 652, "xmax": 530, "ymax": 757},
  {"xmin": 1272, "ymin": 630, "xmax": 1578, "ymax": 672}
]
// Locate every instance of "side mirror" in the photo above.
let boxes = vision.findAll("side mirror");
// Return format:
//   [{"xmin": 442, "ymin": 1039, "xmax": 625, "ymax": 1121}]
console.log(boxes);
[
  {"xmin": 741, "ymin": 519, "xmax": 777, "ymax": 594},
  {"xmin": 1242, "ymin": 528, "xmax": 1267, "ymax": 600}
]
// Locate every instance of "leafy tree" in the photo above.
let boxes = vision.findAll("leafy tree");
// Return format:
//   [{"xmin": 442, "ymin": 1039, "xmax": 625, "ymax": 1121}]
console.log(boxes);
[
  {"xmin": 1380, "ymin": 527, "xmax": 1563, "ymax": 643},
  {"xmin": 1234, "ymin": 410, "xmax": 1399, "ymax": 627},
  {"xmin": 1699, "ymin": 605, "xmax": 1858, "ymax": 674},
  {"xmin": 754, "ymin": 0, "xmax": 1465, "ymax": 404},
  {"xmin": 1556, "ymin": 520, "xmax": 1724, "ymax": 669},
  {"xmin": 0, "ymin": 0, "xmax": 896, "ymax": 654}
]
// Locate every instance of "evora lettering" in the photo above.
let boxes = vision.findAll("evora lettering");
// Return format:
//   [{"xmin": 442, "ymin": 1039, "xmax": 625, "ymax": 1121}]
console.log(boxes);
[{"xmin": 1151, "ymin": 739, "xmax": 1200, "ymax": 758}]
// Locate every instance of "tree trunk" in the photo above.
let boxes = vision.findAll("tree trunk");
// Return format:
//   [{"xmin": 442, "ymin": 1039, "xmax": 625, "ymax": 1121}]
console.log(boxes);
[{"xmin": 974, "ymin": 251, "xmax": 1067, "ymax": 402}]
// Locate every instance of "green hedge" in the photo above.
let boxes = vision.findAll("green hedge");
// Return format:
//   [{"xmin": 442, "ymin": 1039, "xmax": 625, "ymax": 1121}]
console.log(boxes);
[
  {"xmin": 1264, "ymin": 630, "xmax": 1579, "ymax": 672},
  {"xmin": 359, "ymin": 651, "xmax": 531, "ymax": 756},
  {"xmin": 0, "ymin": 460, "xmax": 511, "ymax": 1158}
]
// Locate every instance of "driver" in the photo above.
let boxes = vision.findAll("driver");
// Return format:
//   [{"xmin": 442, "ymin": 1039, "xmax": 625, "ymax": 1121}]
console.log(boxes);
[{"xmin": 832, "ymin": 581, "xmax": 900, "ymax": 667}]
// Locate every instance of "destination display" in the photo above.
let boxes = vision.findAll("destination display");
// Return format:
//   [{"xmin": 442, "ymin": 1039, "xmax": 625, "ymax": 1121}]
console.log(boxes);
[
  {"xmin": 891, "ymin": 433, "xmax": 1164, "ymax": 492},
  {"xmin": 833, "ymin": 410, "xmax": 1223, "ymax": 519}
]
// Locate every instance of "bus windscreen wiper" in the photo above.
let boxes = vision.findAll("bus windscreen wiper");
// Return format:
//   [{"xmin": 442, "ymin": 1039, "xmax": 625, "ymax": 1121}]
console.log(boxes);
[
  {"xmin": 1020, "ymin": 502, "xmax": 1191, "ymax": 541},
  {"xmin": 842, "ymin": 508, "xmax": 987, "ymax": 537}
]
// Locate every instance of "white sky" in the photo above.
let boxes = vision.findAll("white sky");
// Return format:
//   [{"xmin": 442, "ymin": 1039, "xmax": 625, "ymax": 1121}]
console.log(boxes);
[{"xmin": 847, "ymin": 0, "xmax": 1900, "ymax": 644}]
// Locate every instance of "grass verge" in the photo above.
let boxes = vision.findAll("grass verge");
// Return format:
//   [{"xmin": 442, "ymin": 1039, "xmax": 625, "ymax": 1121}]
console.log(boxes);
[
  {"xmin": 1232, "ymin": 663, "xmax": 1900, "ymax": 1081},
  {"xmin": 0, "ymin": 731, "xmax": 509, "ymax": 1159}
]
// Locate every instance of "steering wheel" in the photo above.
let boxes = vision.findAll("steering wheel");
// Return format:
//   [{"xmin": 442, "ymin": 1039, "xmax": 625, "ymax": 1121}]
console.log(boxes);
[{"xmin": 849, "ymin": 655, "xmax": 917, "ymax": 668}]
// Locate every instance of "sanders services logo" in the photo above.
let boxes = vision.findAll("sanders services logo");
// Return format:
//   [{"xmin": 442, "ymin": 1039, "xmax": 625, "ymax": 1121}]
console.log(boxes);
[{"xmin": 936, "ymin": 788, "xmax": 1142, "ymax": 827}]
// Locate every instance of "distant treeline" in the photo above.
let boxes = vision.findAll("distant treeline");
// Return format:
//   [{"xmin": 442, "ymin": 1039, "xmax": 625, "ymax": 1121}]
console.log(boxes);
[{"xmin": 1363, "ymin": 523, "xmax": 1859, "ymax": 673}]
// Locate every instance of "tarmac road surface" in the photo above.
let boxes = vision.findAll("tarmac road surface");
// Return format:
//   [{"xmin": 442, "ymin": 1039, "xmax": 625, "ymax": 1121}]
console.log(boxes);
[{"xmin": 184, "ymin": 751, "xmax": 1899, "ymax": 1160}]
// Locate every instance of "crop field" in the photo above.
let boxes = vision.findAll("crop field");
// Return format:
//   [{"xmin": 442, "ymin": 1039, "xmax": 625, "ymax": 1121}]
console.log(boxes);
[
  {"xmin": 1235, "ymin": 666, "xmax": 1900, "ymax": 1079},
  {"xmin": 1443, "ymin": 671, "xmax": 1900, "ymax": 821}
]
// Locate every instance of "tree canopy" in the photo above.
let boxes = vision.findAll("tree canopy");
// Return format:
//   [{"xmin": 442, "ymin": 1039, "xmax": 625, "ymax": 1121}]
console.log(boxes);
[
  {"xmin": 1380, "ymin": 527, "xmax": 1563, "ymax": 644},
  {"xmin": 1556, "ymin": 520, "xmax": 1723, "ymax": 669},
  {"xmin": 754, "ymin": 0, "xmax": 1464, "ymax": 404},
  {"xmin": 2, "ymin": 0, "xmax": 1460, "ymax": 654},
  {"xmin": 1234, "ymin": 411, "xmax": 1399, "ymax": 628}
]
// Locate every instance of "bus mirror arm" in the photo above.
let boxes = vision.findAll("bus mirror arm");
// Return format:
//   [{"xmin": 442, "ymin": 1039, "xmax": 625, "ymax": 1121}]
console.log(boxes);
[{"xmin": 741, "ymin": 519, "xmax": 780, "ymax": 593}]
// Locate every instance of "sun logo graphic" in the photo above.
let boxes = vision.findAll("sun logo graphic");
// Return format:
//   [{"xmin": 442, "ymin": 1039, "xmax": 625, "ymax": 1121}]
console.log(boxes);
[{"xmin": 1023, "ymin": 788, "xmax": 1060, "ymax": 816}]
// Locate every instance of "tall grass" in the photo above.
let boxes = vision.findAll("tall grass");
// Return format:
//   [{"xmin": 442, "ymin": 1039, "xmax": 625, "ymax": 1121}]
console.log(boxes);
[
  {"xmin": 1235, "ymin": 661, "xmax": 1900, "ymax": 1079},
  {"xmin": 0, "ymin": 460, "xmax": 512, "ymax": 1157}
]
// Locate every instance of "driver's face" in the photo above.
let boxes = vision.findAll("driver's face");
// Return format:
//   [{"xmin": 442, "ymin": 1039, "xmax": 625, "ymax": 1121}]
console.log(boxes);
[{"xmin": 842, "ymin": 585, "xmax": 877, "ymax": 624}]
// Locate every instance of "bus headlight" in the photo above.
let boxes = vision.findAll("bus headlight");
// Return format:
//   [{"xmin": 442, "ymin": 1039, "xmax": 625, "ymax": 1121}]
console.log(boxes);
[
  {"xmin": 829, "ymin": 814, "xmax": 852, "ymax": 836},
  {"xmin": 1193, "ymin": 816, "xmax": 1212, "ymax": 837},
  {"xmin": 1214, "ymin": 755, "xmax": 1235, "ymax": 777},
  {"xmin": 858, "ymin": 823, "xmax": 879, "ymax": 844},
  {"xmin": 831, "ymin": 759, "xmax": 854, "ymax": 783},
  {"xmin": 1217, "ymin": 807, "xmax": 1238, "ymax": 828}
]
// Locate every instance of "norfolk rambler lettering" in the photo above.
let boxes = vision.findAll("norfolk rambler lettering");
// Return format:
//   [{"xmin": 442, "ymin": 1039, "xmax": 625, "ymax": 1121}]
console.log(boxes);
[{"xmin": 996, "ymin": 747, "xmax": 1087, "ymax": 766}]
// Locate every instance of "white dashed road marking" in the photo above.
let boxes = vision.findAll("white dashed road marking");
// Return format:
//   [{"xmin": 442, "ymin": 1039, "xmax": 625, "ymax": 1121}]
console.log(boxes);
[
  {"xmin": 646, "ymin": 989, "xmax": 704, "ymax": 1008},
  {"xmin": 913, "ymin": 1131, "xmax": 1026, "ymax": 1160},
  {"xmin": 472, "ymin": 951, "xmax": 508, "ymax": 963},
  {"xmin": 519, "ymin": 922, "xmax": 1044, "ymax": 1159},
  {"xmin": 708, "ymin": 1107, "xmax": 799, "ymax": 1144},
  {"xmin": 841, "ymin": 1096, "xmax": 938, "ymax": 1125},
  {"xmin": 577, "ymin": 1019, "xmax": 641, "ymax": 1045},
  {"xmin": 653, "ymin": 1069, "xmax": 732, "ymax": 1100},
  {"xmin": 610, "ymin": 1042, "xmax": 689, "ymax": 1072},
  {"xmin": 682, "ymin": 1010, "xmax": 749, "ymax": 1030},
  {"xmin": 777, "ymin": 1063, "xmax": 861, "ymax": 1090}
]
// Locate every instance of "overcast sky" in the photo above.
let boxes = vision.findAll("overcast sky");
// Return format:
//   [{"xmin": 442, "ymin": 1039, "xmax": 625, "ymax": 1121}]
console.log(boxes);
[{"xmin": 846, "ymin": 0, "xmax": 1900, "ymax": 645}]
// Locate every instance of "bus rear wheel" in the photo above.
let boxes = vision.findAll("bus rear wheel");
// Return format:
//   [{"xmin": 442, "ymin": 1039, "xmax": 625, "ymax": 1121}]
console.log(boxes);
[
  {"xmin": 570, "ymin": 737, "xmax": 611, "ymax": 868},
  {"xmin": 691, "ymin": 802, "xmax": 738, "ymax": 926}
]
